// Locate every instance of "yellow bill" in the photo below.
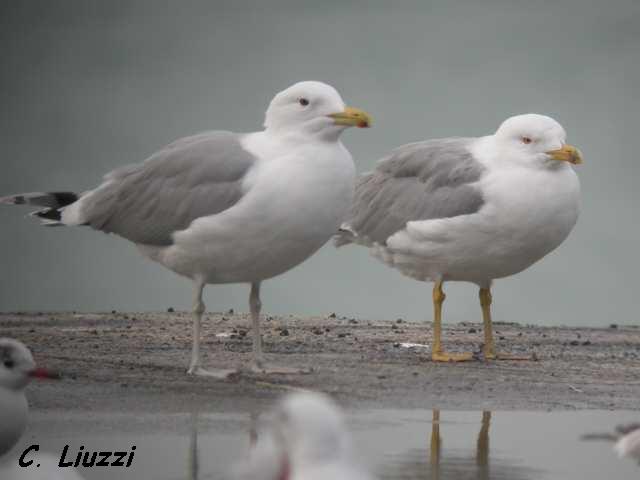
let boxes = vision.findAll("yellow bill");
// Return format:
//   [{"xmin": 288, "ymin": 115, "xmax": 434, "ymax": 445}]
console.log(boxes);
[
  {"xmin": 546, "ymin": 144, "xmax": 583, "ymax": 165},
  {"xmin": 328, "ymin": 106, "xmax": 372, "ymax": 128}
]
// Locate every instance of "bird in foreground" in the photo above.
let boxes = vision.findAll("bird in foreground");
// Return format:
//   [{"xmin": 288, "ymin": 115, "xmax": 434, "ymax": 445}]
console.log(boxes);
[
  {"xmin": 1, "ymin": 81, "xmax": 371, "ymax": 378},
  {"xmin": 614, "ymin": 425, "xmax": 640, "ymax": 463},
  {"xmin": 0, "ymin": 338, "xmax": 59, "ymax": 457},
  {"xmin": 0, "ymin": 453, "xmax": 86, "ymax": 480},
  {"xmin": 582, "ymin": 423, "xmax": 640, "ymax": 464},
  {"xmin": 235, "ymin": 391, "xmax": 375, "ymax": 480},
  {"xmin": 336, "ymin": 114, "xmax": 582, "ymax": 362}
]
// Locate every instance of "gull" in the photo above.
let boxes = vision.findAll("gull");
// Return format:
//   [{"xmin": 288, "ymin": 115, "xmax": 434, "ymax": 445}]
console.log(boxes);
[
  {"xmin": 583, "ymin": 423, "xmax": 640, "ymax": 464},
  {"xmin": 2, "ymin": 81, "xmax": 371, "ymax": 377},
  {"xmin": 614, "ymin": 424, "xmax": 640, "ymax": 463},
  {"xmin": 0, "ymin": 338, "xmax": 59, "ymax": 458},
  {"xmin": 235, "ymin": 391, "xmax": 375, "ymax": 480},
  {"xmin": 336, "ymin": 114, "xmax": 582, "ymax": 361}
]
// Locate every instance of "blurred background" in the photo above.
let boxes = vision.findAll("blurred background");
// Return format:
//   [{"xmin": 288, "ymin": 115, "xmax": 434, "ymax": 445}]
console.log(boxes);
[{"xmin": 0, "ymin": 0, "xmax": 638, "ymax": 327}]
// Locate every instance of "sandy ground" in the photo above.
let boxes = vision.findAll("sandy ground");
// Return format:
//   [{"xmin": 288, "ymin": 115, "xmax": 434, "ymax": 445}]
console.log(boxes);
[{"xmin": 1, "ymin": 311, "xmax": 639, "ymax": 413}]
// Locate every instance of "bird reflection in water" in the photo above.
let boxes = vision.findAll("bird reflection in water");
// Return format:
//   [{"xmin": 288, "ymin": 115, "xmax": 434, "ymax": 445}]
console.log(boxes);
[
  {"xmin": 388, "ymin": 410, "xmax": 539, "ymax": 480},
  {"xmin": 188, "ymin": 411, "xmax": 200, "ymax": 480},
  {"xmin": 429, "ymin": 410, "xmax": 491, "ymax": 480}
]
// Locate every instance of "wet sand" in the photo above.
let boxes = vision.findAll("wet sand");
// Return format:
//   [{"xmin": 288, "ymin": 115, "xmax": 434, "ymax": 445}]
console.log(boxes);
[{"xmin": 1, "ymin": 312, "xmax": 638, "ymax": 413}]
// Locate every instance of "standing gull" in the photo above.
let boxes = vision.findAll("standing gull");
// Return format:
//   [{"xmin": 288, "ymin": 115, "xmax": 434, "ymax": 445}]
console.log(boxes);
[
  {"xmin": 2, "ymin": 81, "xmax": 371, "ymax": 377},
  {"xmin": 336, "ymin": 114, "xmax": 582, "ymax": 361}
]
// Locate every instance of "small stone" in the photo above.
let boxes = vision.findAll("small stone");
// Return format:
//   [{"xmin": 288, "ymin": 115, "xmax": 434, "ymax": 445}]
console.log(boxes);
[
  {"xmin": 338, "ymin": 333, "xmax": 348, "ymax": 338},
  {"xmin": 609, "ymin": 324, "xmax": 618, "ymax": 329},
  {"xmin": 167, "ymin": 307, "xmax": 175, "ymax": 313},
  {"xmin": 499, "ymin": 336, "xmax": 505, "ymax": 340},
  {"xmin": 312, "ymin": 328, "xmax": 323, "ymax": 335},
  {"xmin": 582, "ymin": 340, "xmax": 592, "ymax": 346},
  {"xmin": 228, "ymin": 309, "xmax": 234, "ymax": 315},
  {"xmin": 328, "ymin": 312, "xmax": 337, "ymax": 318},
  {"xmin": 468, "ymin": 328, "xmax": 477, "ymax": 333},
  {"xmin": 570, "ymin": 340, "xmax": 580, "ymax": 346},
  {"xmin": 349, "ymin": 319, "xmax": 358, "ymax": 324},
  {"xmin": 396, "ymin": 319, "xmax": 403, "ymax": 323},
  {"xmin": 393, "ymin": 342, "xmax": 400, "ymax": 348},
  {"xmin": 391, "ymin": 324, "xmax": 398, "ymax": 330},
  {"xmin": 111, "ymin": 310, "xmax": 117, "ymax": 314},
  {"xmin": 280, "ymin": 329, "xmax": 290, "ymax": 336}
]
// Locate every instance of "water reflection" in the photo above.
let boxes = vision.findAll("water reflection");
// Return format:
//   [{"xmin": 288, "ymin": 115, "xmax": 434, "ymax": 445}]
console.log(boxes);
[
  {"xmin": 14, "ymin": 409, "xmax": 632, "ymax": 480},
  {"xmin": 188, "ymin": 412, "xmax": 199, "ymax": 480},
  {"xmin": 384, "ymin": 410, "xmax": 539, "ymax": 480}
]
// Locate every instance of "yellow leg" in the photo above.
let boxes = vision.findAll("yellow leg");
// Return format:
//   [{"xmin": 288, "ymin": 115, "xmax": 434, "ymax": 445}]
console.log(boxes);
[
  {"xmin": 479, "ymin": 288, "xmax": 495, "ymax": 359},
  {"xmin": 480, "ymin": 287, "xmax": 531, "ymax": 361},
  {"xmin": 431, "ymin": 281, "xmax": 473, "ymax": 362}
]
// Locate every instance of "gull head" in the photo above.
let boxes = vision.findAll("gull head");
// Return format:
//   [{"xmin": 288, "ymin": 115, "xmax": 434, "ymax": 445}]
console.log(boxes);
[
  {"xmin": 264, "ymin": 81, "xmax": 372, "ymax": 140},
  {"xmin": 493, "ymin": 114, "xmax": 583, "ymax": 168},
  {"xmin": 270, "ymin": 391, "xmax": 351, "ymax": 467},
  {"xmin": 0, "ymin": 338, "xmax": 58, "ymax": 391}
]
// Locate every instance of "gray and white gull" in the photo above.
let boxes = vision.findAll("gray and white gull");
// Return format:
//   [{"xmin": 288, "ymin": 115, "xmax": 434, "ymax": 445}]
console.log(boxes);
[
  {"xmin": 2, "ymin": 81, "xmax": 371, "ymax": 377},
  {"xmin": 336, "ymin": 114, "xmax": 582, "ymax": 361}
]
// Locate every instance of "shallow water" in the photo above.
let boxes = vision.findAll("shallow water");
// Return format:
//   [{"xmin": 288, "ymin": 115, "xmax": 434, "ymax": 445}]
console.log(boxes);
[{"xmin": 4, "ymin": 409, "xmax": 638, "ymax": 479}]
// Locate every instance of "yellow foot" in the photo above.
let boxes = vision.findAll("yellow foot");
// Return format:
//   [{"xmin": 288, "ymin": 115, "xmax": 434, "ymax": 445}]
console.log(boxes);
[
  {"xmin": 432, "ymin": 351, "xmax": 475, "ymax": 362},
  {"xmin": 484, "ymin": 352, "xmax": 536, "ymax": 361}
]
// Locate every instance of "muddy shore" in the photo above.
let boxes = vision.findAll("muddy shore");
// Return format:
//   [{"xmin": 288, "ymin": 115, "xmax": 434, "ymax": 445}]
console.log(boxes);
[{"xmin": 1, "ymin": 312, "xmax": 638, "ymax": 413}]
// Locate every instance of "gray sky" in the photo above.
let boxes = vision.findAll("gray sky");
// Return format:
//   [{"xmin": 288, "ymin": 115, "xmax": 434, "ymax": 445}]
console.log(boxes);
[{"xmin": 1, "ymin": 0, "xmax": 639, "ymax": 327}]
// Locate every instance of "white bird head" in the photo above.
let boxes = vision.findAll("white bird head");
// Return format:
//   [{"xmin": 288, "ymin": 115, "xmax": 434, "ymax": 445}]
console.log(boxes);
[
  {"xmin": 0, "ymin": 338, "xmax": 58, "ymax": 391},
  {"xmin": 493, "ymin": 113, "xmax": 583, "ymax": 168},
  {"xmin": 264, "ymin": 81, "xmax": 372, "ymax": 140}
]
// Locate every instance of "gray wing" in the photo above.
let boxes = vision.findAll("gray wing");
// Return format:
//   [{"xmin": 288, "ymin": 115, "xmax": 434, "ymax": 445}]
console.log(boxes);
[
  {"xmin": 346, "ymin": 137, "xmax": 485, "ymax": 245},
  {"xmin": 78, "ymin": 131, "xmax": 256, "ymax": 246}
]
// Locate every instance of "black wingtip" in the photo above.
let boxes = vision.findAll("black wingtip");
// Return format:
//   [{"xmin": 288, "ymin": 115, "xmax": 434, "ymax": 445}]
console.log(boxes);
[{"xmin": 30, "ymin": 208, "xmax": 63, "ymax": 222}]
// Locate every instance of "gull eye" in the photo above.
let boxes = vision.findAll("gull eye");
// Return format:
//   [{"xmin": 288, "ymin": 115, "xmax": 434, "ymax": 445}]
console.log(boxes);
[
  {"xmin": 298, "ymin": 98, "xmax": 309, "ymax": 107},
  {"xmin": 3, "ymin": 359, "xmax": 15, "ymax": 369},
  {"xmin": 521, "ymin": 136, "xmax": 533, "ymax": 144}
]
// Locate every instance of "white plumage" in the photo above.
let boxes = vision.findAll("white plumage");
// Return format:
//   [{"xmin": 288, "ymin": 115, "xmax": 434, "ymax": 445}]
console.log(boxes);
[
  {"xmin": 0, "ymin": 339, "xmax": 58, "ymax": 458},
  {"xmin": 236, "ymin": 391, "xmax": 375, "ymax": 480},
  {"xmin": 338, "ymin": 114, "xmax": 582, "ymax": 361},
  {"xmin": 2, "ymin": 81, "xmax": 371, "ymax": 377}
]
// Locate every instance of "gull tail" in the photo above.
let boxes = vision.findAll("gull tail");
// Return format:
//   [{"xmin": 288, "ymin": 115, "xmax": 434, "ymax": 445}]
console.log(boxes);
[
  {"xmin": 1, "ymin": 192, "xmax": 79, "ymax": 226},
  {"xmin": 333, "ymin": 224, "xmax": 357, "ymax": 248}
]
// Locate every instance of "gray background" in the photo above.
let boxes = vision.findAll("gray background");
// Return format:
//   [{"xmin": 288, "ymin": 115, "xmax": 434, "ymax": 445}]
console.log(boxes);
[{"xmin": 0, "ymin": 0, "xmax": 638, "ymax": 327}]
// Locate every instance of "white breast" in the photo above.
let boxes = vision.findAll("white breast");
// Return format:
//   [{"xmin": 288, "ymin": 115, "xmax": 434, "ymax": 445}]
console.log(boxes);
[
  {"xmin": 382, "ymin": 157, "xmax": 580, "ymax": 284},
  {"xmin": 159, "ymin": 132, "xmax": 355, "ymax": 283},
  {"xmin": 0, "ymin": 389, "xmax": 28, "ymax": 457}
]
